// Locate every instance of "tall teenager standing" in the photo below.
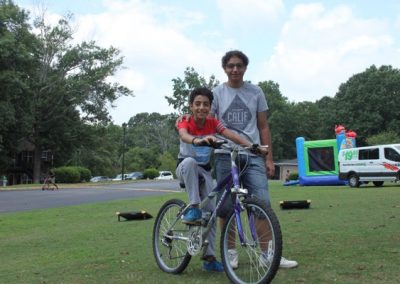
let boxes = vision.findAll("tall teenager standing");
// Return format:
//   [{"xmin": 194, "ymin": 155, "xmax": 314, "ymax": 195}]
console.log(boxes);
[{"xmin": 211, "ymin": 50, "xmax": 298, "ymax": 269}]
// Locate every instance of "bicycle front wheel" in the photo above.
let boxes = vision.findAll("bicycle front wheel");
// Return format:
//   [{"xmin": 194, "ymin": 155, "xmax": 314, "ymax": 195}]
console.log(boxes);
[
  {"xmin": 152, "ymin": 199, "xmax": 192, "ymax": 274},
  {"xmin": 221, "ymin": 197, "xmax": 282, "ymax": 284}
]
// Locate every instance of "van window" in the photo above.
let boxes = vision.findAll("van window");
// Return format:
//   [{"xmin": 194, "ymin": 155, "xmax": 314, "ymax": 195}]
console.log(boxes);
[
  {"xmin": 359, "ymin": 148, "xmax": 379, "ymax": 160},
  {"xmin": 384, "ymin": 148, "xmax": 400, "ymax": 162}
]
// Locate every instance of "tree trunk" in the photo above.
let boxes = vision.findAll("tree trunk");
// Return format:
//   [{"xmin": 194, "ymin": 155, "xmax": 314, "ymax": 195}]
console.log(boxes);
[{"xmin": 33, "ymin": 147, "xmax": 42, "ymax": 183}]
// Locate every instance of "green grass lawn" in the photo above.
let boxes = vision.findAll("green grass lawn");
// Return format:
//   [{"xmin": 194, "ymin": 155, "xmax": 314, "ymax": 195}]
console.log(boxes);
[{"xmin": 1, "ymin": 182, "xmax": 399, "ymax": 283}]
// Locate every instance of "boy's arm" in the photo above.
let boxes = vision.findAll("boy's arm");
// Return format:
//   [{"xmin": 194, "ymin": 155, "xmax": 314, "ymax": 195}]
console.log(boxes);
[
  {"xmin": 221, "ymin": 128, "xmax": 251, "ymax": 147},
  {"xmin": 257, "ymin": 111, "xmax": 275, "ymax": 177},
  {"xmin": 179, "ymin": 128, "xmax": 199, "ymax": 145},
  {"xmin": 179, "ymin": 128, "xmax": 213, "ymax": 146}
]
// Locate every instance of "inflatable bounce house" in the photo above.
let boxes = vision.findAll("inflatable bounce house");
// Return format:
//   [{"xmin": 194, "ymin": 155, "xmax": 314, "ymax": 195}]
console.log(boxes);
[{"xmin": 295, "ymin": 125, "xmax": 356, "ymax": 186}]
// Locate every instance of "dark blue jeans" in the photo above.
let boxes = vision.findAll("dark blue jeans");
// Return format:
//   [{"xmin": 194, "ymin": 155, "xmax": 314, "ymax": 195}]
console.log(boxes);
[{"xmin": 215, "ymin": 153, "xmax": 271, "ymax": 217}]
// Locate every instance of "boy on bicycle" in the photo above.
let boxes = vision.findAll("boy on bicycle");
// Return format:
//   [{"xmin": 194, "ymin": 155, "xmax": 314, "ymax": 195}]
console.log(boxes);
[
  {"xmin": 42, "ymin": 169, "xmax": 58, "ymax": 190},
  {"xmin": 176, "ymin": 87, "xmax": 266, "ymax": 272}
]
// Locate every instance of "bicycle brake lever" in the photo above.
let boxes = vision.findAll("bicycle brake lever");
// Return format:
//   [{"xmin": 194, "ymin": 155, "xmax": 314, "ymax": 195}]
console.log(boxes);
[{"xmin": 212, "ymin": 139, "xmax": 227, "ymax": 148}]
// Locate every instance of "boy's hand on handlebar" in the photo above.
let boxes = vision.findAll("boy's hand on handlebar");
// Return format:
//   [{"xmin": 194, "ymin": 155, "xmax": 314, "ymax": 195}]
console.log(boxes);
[
  {"xmin": 195, "ymin": 136, "xmax": 216, "ymax": 146},
  {"xmin": 193, "ymin": 136, "xmax": 226, "ymax": 148}
]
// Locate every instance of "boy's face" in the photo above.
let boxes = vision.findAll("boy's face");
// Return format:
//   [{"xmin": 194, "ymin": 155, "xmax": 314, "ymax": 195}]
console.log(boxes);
[
  {"xmin": 190, "ymin": 95, "xmax": 211, "ymax": 120},
  {"xmin": 224, "ymin": 56, "xmax": 246, "ymax": 83}
]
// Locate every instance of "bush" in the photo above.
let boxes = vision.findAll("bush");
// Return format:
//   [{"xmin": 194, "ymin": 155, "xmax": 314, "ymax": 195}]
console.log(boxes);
[
  {"xmin": 55, "ymin": 167, "xmax": 80, "ymax": 183},
  {"xmin": 75, "ymin": 167, "xmax": 91, "ymax": 182},
  {"xmin": 54, "ymin": 166, "xmax": 91, "ymax": 183},
  {"xmin": 289, "ymin": 172, "xmax": 299, "ymax": 180},
  {"xmin": 143, "ymin": 168, "xmax": 159, "ymax": 179}
]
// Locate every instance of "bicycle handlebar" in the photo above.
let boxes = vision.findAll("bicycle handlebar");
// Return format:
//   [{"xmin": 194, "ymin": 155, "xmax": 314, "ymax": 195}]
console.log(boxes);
[{"xmin": 196, "ymin": 139, "xmax": 269, "ymax": 155}]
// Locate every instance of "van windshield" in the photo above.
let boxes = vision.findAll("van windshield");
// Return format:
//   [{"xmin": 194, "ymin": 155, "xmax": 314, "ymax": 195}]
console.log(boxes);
[{"xmin": 385, "ymin": 147, "xmax": 400, "ymax": 162}]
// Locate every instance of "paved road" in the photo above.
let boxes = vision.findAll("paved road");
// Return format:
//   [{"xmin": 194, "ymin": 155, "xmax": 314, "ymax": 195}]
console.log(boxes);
[{"xmin": 0, "ymin": 180, "xmax": 182, "ymax": 213}]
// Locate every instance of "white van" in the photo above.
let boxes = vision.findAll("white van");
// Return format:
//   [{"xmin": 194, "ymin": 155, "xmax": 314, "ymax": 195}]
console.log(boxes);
[{"xmin": 338, "ymin": 144, "xmax": 400, "ymax": 187}]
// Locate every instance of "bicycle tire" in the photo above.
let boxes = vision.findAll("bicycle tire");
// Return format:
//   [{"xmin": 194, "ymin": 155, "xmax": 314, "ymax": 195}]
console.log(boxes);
[
  {"xmin": 220, "ymin": 197, "xmax": 282, "ymax": 284},
  {"xmin": 152, "ymin": 199, "xmax": 192, "ymax": 274}
]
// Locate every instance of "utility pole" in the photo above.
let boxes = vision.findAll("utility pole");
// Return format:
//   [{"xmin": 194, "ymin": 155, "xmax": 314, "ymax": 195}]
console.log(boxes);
[{"xmin": 121, "ymin": 123, "xmax": 127, "ymax": 180}]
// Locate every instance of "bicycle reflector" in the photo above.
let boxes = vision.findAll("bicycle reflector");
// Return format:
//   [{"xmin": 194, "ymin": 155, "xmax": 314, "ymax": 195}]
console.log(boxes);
[{"xmin": 280, "ymin": 200, "xmax": 311, "ymax": 210}]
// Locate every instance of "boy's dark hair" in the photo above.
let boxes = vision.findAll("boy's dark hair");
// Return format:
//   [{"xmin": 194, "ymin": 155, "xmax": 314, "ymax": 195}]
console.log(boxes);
[
  {"xmin": 189, "ymin": 87, "xmax": 213, "ymax": 105},
  {"xmin": 221, "ymin": 50, "xmax": 249, "ymax": 68}
]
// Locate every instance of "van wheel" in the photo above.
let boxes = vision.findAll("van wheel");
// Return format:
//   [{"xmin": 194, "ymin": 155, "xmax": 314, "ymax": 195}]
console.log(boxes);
[
  {"xmin": 372, "ymin": 181, "xmax": 384, "ymax": 187},
  {"xmin": 348, "ymin": 174, "xmax": 360, "ymax": 188}
]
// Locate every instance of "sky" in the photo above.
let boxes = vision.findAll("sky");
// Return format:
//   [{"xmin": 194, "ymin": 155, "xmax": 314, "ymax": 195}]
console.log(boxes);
[{"xmin": 15, "ymin": 0, "xmax": 400, "ymax": 125}]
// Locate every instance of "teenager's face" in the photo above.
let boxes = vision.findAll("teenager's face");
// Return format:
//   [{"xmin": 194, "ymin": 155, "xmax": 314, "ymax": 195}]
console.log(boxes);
[
  {"xmin": 190, "ymin": 95, "xmax": 211, "ymax": 120},
  {"xmin": 224, "ymin": 56, "xmax": 246, "ymax": 84}
]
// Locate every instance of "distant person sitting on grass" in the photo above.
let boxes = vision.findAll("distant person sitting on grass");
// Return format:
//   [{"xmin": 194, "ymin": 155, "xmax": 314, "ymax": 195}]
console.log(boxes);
[{"xmin": 285, "ymin": 170, "xmax": 291, "ymax": 182}]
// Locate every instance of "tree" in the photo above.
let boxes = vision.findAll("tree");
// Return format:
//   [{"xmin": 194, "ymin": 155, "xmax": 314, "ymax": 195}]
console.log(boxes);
[
  {"xmin": 125, "ymin": 147, "xmax": 160, "ymax": 171},
  {"xmin": 127, "ymin": 112, "xmax": 178, "ymax": 155},
  {"xmin": 67, "ymin": 123, "xmax": 121, "ymax": 177},
  {"xmin": 366, "ymin": 131, "xmax": 400, "ymax": 146},
  {"xmin": 158, "ymin": 152, "xmax": 176, "ymax": 174},
  {"xmin": 0, "ymin": 0, "xmax": 38, "ymax": 172},
  {"xmin": 334, "ymin": 65, "xmax": 400, "ymax": 141},
  {"xmin": 165, "ymin": 67, "xmax": 219, "ymax": 114},
  {"xmin": 2, "ymin": 6, "xmax": 133, "ymax": 182},
  {"xmin": 258, "ymin": 81, "xmax": 298, "ymax": 159},
  {"xmin": 314, "ymin": 96, "xmax": 339, "ymax": 139}
]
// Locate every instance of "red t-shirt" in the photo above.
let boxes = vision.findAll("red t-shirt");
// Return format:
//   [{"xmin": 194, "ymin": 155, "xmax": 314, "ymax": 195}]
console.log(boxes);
[
  {"xmin": 177, "ymin": 117, "xmax": 226, "ymax": 165},
  {"xmin": 177, "ymin": 116, "xmax": 225, "ymax": 135}
]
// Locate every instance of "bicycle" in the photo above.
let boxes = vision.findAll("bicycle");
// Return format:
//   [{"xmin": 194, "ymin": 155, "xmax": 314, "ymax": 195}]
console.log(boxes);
[
  {"xmin": 42, "ymin": 175, "xmax": 59, "ymax": 191},
  {"xmin": 152, "ymin": 141, "xmax": 282, "ymax": 284}
]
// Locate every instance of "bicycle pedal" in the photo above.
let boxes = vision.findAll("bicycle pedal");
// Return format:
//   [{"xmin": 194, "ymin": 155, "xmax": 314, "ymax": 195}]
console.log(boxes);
[{"xmin": 182, "ymin": 219, "xmax": 202, "ymax": 226}]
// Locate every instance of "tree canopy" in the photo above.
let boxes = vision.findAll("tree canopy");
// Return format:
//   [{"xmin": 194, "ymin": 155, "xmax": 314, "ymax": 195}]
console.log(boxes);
[{"xmin": 0, "ymin": 1, "xmax": 132, "ymax": 181}]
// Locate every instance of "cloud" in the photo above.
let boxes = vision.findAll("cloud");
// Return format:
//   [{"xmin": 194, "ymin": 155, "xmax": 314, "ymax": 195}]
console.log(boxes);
[
  {"xmin": 260, "ymin": 3, "xmax": 398, "ymax": 102},
  {"xmin": 17, "ymin": 0, "xmax": 400, "ymax": 123},
  {"xmin": 68, "ymin": 0, "xmax": 223, "ymax": 123},
  {"xmin": 217, "ymin": 0, "xmax": 284, "ymax": 27}
]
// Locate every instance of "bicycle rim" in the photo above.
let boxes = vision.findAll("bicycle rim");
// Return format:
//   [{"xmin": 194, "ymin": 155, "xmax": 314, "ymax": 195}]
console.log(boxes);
[
  {"xmin": 221, "ymin": 198, "xmax": 282, "ymax": 284},
  {"xmin": 152, "ymin": 199, "xmax": 191, "ymax": 274}
]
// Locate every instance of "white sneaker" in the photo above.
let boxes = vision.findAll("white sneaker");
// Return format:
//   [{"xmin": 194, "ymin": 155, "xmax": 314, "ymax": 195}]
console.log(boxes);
[
  {"xmin": 259, "ymin": 252, "xmax": 272, "ymax": 267},
  {"xmin": 259, "ymin": 241, "xmax": 274, "ymax": 267},
  {"xmin": 279, "ymin": 257, "xmax": 298, "ymax": 269},
  {"xmin": 228, "ymin": 249, "xmax": 238, "ymax": 269}
]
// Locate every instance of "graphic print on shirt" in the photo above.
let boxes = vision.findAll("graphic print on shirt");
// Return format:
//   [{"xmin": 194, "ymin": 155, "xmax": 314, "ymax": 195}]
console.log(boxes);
[{"xmin": 222, "ymin": 95, "xmax": 252, "ymax": 131}]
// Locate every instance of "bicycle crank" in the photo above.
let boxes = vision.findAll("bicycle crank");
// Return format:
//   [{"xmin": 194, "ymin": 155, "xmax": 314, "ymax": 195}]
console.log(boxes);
[{"xmin": 187, "ymin": 226, "xmax": 202, "ymax": 256}]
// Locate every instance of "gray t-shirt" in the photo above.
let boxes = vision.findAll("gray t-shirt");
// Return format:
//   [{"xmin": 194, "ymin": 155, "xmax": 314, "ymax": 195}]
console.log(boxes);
[{"xmin": 211, "ymin": 82, "xmax": 268, "ymax": 152}]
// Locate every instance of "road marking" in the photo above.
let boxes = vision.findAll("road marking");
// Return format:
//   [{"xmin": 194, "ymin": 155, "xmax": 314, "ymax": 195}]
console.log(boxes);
[{"xmin": 94, "ymin": 187, "xmax": 181, "ymax": 193}]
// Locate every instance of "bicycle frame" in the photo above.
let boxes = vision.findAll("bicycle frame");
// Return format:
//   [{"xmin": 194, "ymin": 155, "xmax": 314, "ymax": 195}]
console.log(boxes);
[{"xmin": 177, "ymin": 145, "xmax": 258, "ymax": 248}]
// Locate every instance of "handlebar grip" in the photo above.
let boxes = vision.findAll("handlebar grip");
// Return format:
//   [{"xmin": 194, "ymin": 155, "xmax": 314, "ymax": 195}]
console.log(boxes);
[{"xmin": 196, "ymin": 139, "xmax": 227, "ymax": 148}]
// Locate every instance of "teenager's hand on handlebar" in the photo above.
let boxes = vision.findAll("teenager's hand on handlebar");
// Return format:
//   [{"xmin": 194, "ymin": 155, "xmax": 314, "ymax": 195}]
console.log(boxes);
[
  {"xmin": 247, "ymin": 144, "xmax": 269, "ymax": 156},
  {"xmin": 256, "ymin": 145, "xmax": 269, "ymax": 156},
  {"xmin": 175, "ymin": 114, "xmax": 191, "ymax": 129}
]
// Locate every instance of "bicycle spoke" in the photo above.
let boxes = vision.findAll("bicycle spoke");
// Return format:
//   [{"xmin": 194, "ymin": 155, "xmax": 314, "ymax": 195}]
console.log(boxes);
[
  {"xmin": 153, "ymin": 199, "xmax": 192, "ymax": 274},
  {"xmin": 221, "ymin": 198, "xmax": 282, "ymax": 284}
]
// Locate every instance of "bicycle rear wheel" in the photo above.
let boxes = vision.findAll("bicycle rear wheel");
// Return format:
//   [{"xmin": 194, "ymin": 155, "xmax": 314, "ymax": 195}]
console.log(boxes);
[
  {"xmin": 152, "ymin": 199, "xmax": 192, "ymax": 274},
  {"xmin": 221, "ymin": 197, "xmax": 282, "ymax": 284}
]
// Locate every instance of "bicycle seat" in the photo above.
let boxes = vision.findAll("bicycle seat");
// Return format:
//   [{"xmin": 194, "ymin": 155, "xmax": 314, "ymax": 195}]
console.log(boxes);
[{"xmin": 179, "ymin": 176, "xmax": 205, "ymax": 189}]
